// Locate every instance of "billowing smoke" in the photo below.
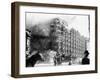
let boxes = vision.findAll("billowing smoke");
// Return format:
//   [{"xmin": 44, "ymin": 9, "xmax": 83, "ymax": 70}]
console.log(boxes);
[{"xmin": 29, "ymin": 21, "xmax": 51, "ymax": 37}]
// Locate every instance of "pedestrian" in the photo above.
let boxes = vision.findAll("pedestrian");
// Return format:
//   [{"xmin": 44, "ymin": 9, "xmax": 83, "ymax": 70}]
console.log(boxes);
[
  {"xmin": 82, "ymin": 50, "xmax": 90, "ymax": 64},
  {"xmin": 53, "ymin": 55, "xmax": 57, "ymax": 66}
]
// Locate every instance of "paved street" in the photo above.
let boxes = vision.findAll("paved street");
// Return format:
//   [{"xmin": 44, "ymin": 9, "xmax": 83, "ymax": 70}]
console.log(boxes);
[
  {"xmin": 35, "ymin": 61, "xmax": 81, "ymax": 67},
  {"xmin": 35, "ymin": 57, "xmax": 82, "ymax": 67}
]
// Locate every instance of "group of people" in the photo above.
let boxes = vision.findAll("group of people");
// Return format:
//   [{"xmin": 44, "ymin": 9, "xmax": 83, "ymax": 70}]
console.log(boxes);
[{"xmin": 53, "ymin": 50, "xmax": 90, "ymax": 66}]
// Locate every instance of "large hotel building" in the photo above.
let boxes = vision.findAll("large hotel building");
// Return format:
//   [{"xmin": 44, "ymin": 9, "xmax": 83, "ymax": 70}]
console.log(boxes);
[{"xmin": 50, "ymin": 18, "xmax": 88, "ymax": 58}]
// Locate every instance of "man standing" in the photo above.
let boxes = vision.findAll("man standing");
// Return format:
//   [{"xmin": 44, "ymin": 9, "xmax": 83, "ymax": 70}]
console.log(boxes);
[{"xmin": 82, "ymin": 50, "xmax": 90, "ymax": 64}]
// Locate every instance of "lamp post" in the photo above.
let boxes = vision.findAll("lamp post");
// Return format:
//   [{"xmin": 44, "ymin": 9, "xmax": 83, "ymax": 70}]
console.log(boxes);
[{"xmin": 69, "ymin": 31, "xmax": 72, "ymax": 65}]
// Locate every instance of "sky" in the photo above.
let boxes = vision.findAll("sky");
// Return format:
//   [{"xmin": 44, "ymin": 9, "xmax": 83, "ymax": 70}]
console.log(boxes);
[{"xmin": 26, "ymin": 12, "xmax": 89, "ymax": 38}]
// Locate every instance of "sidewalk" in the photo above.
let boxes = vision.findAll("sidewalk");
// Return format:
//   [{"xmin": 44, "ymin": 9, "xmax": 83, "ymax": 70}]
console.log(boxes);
[{"xmin": 35, "ymin": 62, "xmax": 70, "ymax": 67}]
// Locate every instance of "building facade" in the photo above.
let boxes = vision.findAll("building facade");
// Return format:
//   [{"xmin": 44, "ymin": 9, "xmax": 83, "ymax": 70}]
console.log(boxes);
[{"xmin": 50, "ymin": 18, "xmax": 88, "ymax": 58}]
